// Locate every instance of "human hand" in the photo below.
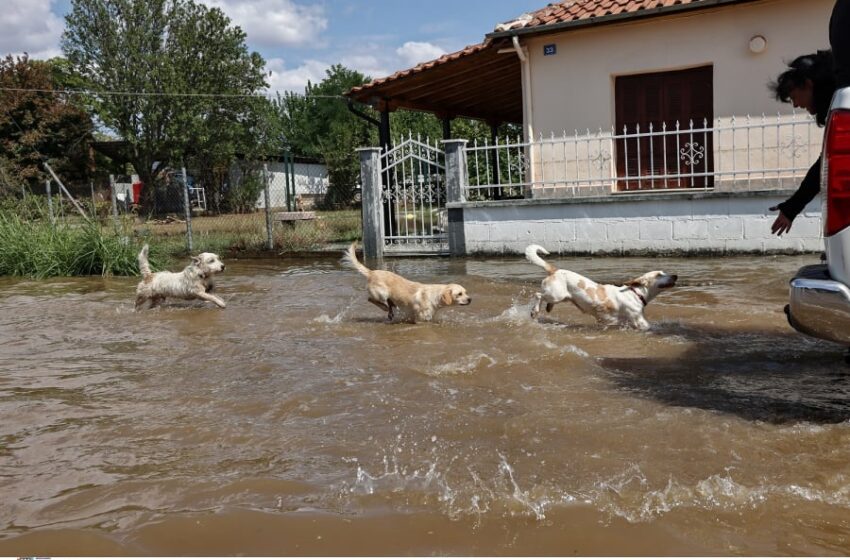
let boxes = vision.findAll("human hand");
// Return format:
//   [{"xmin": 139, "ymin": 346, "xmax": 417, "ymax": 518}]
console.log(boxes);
[{"xmin": 769, "ymin": 205, "xmax": 793, "ymax": 236}]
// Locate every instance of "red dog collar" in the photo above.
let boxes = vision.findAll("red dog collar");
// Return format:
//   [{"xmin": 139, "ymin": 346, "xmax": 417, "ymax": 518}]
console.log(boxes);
[{"xmin": 628, "ymin": 286, "xmax": 647, "ymax": 307}]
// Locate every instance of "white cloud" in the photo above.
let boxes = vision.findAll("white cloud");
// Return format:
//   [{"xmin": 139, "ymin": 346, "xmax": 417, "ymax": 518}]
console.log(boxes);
[
  {"xmin": 395, "ymin": 41, "xmax": 446, "ymax": 68},
  {"xmin": 0, "ymin": 0, "xmax": 64, "ymax": 59},
  {"xmin": 339, "ymin": 54, "xmax": 390, "ymax": 81},
  {"xmin": 265, "ymin": 58, "xmax": 329, "ymax": 94},
  {"xmin": 200, "ymin": 0, "xmax": 327, "ymax": 48}
]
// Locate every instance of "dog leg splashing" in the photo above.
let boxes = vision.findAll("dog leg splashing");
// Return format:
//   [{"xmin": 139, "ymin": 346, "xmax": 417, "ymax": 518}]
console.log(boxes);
[{"xmin": 134, "ymin": 244, "xmax": 227, "ymax": 310}]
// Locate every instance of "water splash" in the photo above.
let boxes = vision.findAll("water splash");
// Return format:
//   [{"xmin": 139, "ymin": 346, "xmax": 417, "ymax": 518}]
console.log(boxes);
[
  {"xmin": 498, "ymin": 453, "xmax": 549, "ymax": 520},
  {"xmin": 424, "ymin": 353, "xmax": 498, "ymax": 377}
]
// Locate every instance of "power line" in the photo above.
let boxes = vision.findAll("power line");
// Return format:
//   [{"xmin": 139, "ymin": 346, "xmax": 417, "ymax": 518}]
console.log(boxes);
[{"xmin": 0, "ymin": 87, "xmax": 346, "ymax": 100}]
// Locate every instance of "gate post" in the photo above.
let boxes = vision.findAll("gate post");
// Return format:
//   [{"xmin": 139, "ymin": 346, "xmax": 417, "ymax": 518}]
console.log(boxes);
[
  {"xmin": 442, "ymin": 139, "xmax": 468, "ymax": 257},
  {"xmin": 263, "ymin": 163, "xmax": 273, "ymax": 250},
  {"xmin": 357, "ymin": 147, "xmax": 383, "ymax": 260}
]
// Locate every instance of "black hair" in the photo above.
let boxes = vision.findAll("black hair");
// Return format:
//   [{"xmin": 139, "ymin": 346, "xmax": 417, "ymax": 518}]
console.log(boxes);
[{"xmin": 769, "ymin": 50, "xmax": 836, "ymax": 126}]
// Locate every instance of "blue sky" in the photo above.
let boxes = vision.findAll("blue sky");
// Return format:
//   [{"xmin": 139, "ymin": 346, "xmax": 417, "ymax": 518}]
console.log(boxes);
[{"xmin": 4, "ymin": 0, "xmax": 545, "ymax": 93}]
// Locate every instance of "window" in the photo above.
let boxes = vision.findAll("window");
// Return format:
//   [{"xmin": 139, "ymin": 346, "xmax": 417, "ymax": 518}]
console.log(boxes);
[{"xmin": 615, "ymin": 65, "xmax": 714, "ymax": 190}]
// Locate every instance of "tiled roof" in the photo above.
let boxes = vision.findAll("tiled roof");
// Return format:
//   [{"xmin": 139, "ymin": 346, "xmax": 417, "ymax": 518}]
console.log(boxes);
[
  {"xmin": 495, "ymin": 0, "xmax": 743, "ymax": 32},
  {"xmin": 347, "ymin": 0, "xmax": 747, "ymax": 119},
  {"xmin": 351, "ymin": 0, "xmax": 745, "ymax": 94}
]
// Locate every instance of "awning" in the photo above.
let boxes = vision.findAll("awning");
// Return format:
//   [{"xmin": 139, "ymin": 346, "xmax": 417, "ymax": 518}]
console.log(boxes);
[{"xmin": 345, "ymin": 39, "xmax": 523, "ymax": 124}]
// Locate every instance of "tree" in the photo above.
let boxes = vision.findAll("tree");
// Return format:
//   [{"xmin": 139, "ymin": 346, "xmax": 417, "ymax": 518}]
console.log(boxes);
[
  {"xmin": 61, "ymin": 0, "xmax": 269, "ymax": 214},
  {"xmin": 277, "ymin": 65, "xmax": 376, "ymax": 158},
  {"xmin": 275, "ymin": 65, "xmax": 377, "ymax": 207},
  {"xmin": 0, "ymin": 55, "xmax": 94, "ymax": 197}
]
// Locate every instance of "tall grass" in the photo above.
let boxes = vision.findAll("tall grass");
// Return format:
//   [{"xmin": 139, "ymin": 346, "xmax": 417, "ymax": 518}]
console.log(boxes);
[{"xmin": 0, "ymin": 199, "xmax": 161, "ymax": 278}]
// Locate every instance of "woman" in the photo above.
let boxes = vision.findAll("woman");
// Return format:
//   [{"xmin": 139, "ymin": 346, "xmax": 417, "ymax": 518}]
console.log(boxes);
[{"xmin": 768, "ymin": 51, "xmax": 836, "ymax": 236}]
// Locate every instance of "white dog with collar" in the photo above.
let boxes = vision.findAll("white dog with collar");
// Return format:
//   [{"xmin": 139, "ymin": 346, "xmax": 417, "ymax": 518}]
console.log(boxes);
[{"xmin": 525, "ymin": 244, "xmax": 676, "ymax": 330}]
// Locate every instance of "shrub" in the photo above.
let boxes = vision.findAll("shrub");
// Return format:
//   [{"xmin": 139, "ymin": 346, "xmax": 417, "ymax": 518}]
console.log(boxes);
[{"xmin": 0, "ymin": 198, "xmax": 163, "ymax": 278}]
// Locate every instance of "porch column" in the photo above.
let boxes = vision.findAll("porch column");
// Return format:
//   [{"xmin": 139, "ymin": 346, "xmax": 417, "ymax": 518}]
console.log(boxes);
[
  {"xmin": 377, "ymin": 103, "xmax": 396, "ymax": 240},
  {"xmin": 440, "ymin": 115, "xmax": 453, "ymax": 140},
  {"xmin": 357, "ymin": 147, "xmax": 383, "ymax": 260},
  {"xmin": 442, "ymin": 139, "xmax": 468, "ymax": 257}
]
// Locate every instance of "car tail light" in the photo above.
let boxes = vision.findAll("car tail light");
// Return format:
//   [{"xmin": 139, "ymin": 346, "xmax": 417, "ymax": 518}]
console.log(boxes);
[{"xmin": 825, "ymin": 109, "xmax": 850, "ymax": 236}]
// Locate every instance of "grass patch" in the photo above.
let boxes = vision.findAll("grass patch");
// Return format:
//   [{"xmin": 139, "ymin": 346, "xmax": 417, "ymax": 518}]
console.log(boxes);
[
  {"xmin": 0, "ymin": 200, "xmax": 162, "ymax": 278},
  {"xmin": 0, "ymin": 196, "xmax": 363, "ymax": 278}
]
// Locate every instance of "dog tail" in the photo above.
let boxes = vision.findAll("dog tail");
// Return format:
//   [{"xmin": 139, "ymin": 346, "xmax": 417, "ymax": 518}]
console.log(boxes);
[
  {"xmin": 138, "ymin": 244, "xmax": 153, "ymax": 279},
  {"xmin": 525, "ymin": 244, "xmax": 557, "ymax": 275},
  {"xmin": 341, "ymin": 242, "xmax": 371, "ymax": 277}
]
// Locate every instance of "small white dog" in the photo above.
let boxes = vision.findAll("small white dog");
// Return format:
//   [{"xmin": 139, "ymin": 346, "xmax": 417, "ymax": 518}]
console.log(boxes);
[
  {"xmin": 525, "ymin": 244, "xmax": 676, "ymax": 330},
  {"xmin": 134, "ymin": 244, "xmax": 226, "ymax": 310},
  {"xmin": 342, "ymin": 243, "xmax": 471, "ymax": 323}
]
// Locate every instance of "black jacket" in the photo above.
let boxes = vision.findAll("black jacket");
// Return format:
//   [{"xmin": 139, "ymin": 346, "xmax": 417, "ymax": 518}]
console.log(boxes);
[{"xmin": 777, "ymin": 157, "xmax": 821, "ymax": 221}]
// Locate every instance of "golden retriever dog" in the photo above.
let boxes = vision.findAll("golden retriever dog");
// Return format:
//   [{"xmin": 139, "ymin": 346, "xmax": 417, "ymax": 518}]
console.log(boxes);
[
  {"xmin": 342, "ymin": 243, "xmax": 471, "ymax": 323},
  {"xmin": 525, "ymin": 244, "xmax": 676, "ymax": 330},
  {"xmin": 134, "ymin": 244, "xmax": 226, "ymax": 310}
]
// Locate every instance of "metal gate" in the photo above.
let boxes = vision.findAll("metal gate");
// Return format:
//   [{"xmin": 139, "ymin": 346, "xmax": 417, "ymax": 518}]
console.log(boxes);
[{"xmin": 380, "ymin": 135, "xmax": 448, "ymax": 254}]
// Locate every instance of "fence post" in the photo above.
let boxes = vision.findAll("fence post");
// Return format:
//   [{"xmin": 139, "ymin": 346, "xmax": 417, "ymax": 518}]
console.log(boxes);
[
  {"xmin": 45, "ymin": 180, "xmax": 54, "ymax": 225},
  {"xmin": 442, "ymin": 139, "xmax": 468, "ymax": 257},
  {"xmin": 109, "ymin": 174, "xmax": 119, "ymax": 230},
  {"xmin": 263, "ymin": 163, "xmax": 273, "ymax": 250},
  {"xmin": 43, "ymin": 162, "xmax": 87, "ymax": 219},
  {"xmin": 284, "ymin": 151, "xmax": 292, "ymax": 212},
  {"xmin": 288, "ymin": 152, "xmax": 297, "ymax": 210},
  {"xmin": 181, "ymin": 166, "xmax": 193, "ymax": 253},
  {"xmin": 357, "ymin": 147, "xmax": 383, "ymax": 260}
]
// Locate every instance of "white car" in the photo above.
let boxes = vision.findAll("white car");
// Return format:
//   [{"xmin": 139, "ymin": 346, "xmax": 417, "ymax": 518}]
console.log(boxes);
[{"xmin": 786, "ymin": 87, "xmax": 850, "ymax": 362}]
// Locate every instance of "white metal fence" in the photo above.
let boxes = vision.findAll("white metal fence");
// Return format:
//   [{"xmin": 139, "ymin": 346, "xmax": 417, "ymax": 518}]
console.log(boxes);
[{"xmin": 464, "ymin": 112, "xmax": 821, "ymax": 198}]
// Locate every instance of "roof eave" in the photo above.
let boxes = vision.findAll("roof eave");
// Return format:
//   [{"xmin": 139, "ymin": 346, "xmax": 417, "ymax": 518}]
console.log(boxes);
[{"xmin": 486, "ymin": 0, "xmax": 762, "ymax": 41}]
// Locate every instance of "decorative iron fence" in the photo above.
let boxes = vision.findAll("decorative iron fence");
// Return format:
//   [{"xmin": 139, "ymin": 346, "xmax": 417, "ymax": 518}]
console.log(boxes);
[
  {"xmin": 464, "ymin": 112, "xmax": 821, "ymax": 198},
  {"xmin": 379, "ymin": 134, "xmax": 448, "ymax": 254}
]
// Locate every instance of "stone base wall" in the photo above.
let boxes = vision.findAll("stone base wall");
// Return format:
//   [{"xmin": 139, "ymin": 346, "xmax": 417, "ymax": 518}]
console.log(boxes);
[{"xmin": 449, "ymin": 190, "xmax": 823, "ymax": 256}]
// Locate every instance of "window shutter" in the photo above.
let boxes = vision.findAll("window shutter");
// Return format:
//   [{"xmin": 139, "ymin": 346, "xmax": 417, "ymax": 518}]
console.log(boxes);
[{"xmin": 615, "ymin": 66, "xmax": 713, "ymax": 189}]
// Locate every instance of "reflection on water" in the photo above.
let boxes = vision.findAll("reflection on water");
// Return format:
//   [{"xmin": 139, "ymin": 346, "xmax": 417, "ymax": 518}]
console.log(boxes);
[{"xmin": 1, "ymin": 254, "xmax": 850, "ymax": 555}]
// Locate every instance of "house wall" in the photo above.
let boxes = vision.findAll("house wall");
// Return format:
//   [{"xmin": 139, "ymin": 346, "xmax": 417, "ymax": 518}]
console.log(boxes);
[
  {"xmin": 523, "ymin": 0, "xmax": 833, "ymax": 137},
  {"xmin": 255, "ymin": 162, "xmax": 329, "ymax": 209},
  {"xmin": 450, "ymin": 190, "xmax": 823, "ymax": 255}
]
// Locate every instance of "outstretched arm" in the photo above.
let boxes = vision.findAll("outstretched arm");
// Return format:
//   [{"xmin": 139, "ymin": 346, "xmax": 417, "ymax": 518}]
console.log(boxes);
[{"xmin": 770, "ymin": 157, "xmax": 821, "ymax": 236}]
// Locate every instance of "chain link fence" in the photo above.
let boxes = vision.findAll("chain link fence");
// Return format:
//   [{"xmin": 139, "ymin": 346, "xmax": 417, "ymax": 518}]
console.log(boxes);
[{"xmin": 90, "ymin": 153, "xmax": 361, "ymax": 256}]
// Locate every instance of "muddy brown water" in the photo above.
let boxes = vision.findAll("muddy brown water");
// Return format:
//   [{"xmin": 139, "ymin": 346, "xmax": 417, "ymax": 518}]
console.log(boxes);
[{"xmin": 2, "ymin": 254, "xmax": 850, "ymax": 555}]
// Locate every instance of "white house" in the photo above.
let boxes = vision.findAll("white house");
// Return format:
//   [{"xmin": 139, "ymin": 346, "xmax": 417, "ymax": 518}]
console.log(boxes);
[{"xmin": 348, "ymin": 0, "xmax": 834, "ymax": 255}]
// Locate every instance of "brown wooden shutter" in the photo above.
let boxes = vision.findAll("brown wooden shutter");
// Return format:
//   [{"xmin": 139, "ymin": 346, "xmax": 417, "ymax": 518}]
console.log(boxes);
[{"xmin": 615, "ymin": 66, "xmax": 714, "ymax": 190}]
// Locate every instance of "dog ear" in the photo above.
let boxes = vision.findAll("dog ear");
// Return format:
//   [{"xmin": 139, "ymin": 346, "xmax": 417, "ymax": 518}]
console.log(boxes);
[
  {"xmin": 441, "ymin": 287, "xmax": 453, "ymax": 306},
  {"xmin": 191, "ymin": 256, "xmax": 201, "ymax": 266},
  {"xmin": 626, "ymin": 276, "xmax": 647, "ymax": 287}
]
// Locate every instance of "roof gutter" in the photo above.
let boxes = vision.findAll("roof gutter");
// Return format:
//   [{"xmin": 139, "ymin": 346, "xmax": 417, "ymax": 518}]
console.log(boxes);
[
  {"xmin": 511, "ymin": 35, "xmax": 527, "ymax": 63},
  {"xmin": 486, "ymin": 0, "xmax": 762, "ymax": 40},
  {"xmin": 509, "ymin": 35, "xmax": 536, "ymax": 184}
]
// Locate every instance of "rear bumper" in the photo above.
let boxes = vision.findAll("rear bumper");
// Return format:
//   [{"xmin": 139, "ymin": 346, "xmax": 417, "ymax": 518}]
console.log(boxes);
[{"xmin": 786, "ymin": 265, "xmax": 850, "ymax": 344}]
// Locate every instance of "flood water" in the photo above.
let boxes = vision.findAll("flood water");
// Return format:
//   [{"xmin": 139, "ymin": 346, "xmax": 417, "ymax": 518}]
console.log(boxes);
[{"xmin": 2, "ymin": 253, "xmax": 850, "ymax": 555}]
